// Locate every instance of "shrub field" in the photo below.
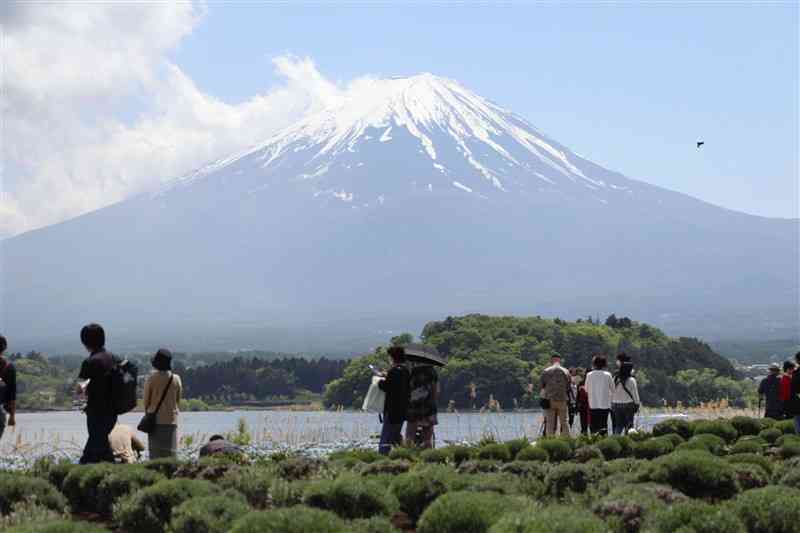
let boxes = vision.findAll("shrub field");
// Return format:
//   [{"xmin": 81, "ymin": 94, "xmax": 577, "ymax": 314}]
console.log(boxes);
[{"xmin": 1, "ymin": 416, "xmax": 799, "ymax": 532}]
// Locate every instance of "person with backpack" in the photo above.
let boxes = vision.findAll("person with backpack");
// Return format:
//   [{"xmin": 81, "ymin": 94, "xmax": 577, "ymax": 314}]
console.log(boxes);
[
  {"xmin": 758, "ymin": 364, "xmax": 783, "ymax": 420},
  {"xmin": 77, "ymin": 323, "xmax": 118, "ymax": 463},
  {"xmin": 0, "ymin": 335, "xmax": 17, "ymax": 441},
  {"xmin": 788, "ymin": 352, "xmax": 800, "ymax": 434},
  {"xmin": 142, "ymin": 348, "xmax": 182, "ymax": 459},
  {"xmin": 576, "ymin": 369, "xmax": 590, "ymax": 435},
  {"xmin": 377, "ymin": 346, "xmax": 410, "ymax": 455},
  {"xmin": 585, "ymin": 355, "xmax": 614, "ymax": 436},
  {"xmin": 405, "ymin": 363, "xmax": 439, "ymax": 448},
  {"xmin": 611, "ymin": 354, "xmax": 640, "ymax": 435},
  {"xmin": 540, "ymin": 354, "xmax": 572, "ymax": 436}
]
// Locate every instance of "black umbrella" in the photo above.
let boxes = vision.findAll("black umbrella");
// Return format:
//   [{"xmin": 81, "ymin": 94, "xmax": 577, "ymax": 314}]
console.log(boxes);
[{"xmin": 403, "ymin": 343, "xmax": 447, "ymax": 367}]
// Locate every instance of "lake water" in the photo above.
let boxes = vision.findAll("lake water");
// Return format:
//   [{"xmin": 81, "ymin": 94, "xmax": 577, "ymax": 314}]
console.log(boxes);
[{"xmin": 0, "ymin": 410, "xmax": 687, "ymax": 459}]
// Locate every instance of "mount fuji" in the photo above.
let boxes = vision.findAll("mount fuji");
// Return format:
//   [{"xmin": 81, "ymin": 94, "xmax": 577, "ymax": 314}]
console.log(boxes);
[{"xmin": 2, "ymin": 74, "xmax": 797, "ymax": 352}]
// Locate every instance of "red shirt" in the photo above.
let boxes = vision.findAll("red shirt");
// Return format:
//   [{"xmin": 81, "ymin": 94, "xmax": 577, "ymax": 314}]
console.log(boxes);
[{"xmin": 780, "ymin": 374, "xmax": 793, "ymax": 402}]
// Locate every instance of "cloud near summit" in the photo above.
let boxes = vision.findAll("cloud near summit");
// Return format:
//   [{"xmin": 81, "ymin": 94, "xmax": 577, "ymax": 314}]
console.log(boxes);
[{"xmin": 1, "ymin": 2, "xmax": 345, "ymax": 237}]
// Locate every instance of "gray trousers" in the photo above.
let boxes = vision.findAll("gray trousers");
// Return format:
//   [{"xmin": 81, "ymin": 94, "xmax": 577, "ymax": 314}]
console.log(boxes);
[{"xmin": 148, "ymin": 424, "xmax": 177, "ymax": 459}]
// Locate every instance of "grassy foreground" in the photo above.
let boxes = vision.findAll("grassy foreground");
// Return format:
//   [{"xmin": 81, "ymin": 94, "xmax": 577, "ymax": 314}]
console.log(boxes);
[{"xmin": 0, "ymin": 416, "xmax": 799, "ymax": 533}]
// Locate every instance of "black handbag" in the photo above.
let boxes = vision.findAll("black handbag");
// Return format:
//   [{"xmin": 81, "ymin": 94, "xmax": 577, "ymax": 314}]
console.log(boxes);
[
  {"xmin": 138, "ymin": 374, "xmax": 173, "ymax": 434},
  {"xmin": 539, "ymin": 398, "xmax": 550, "ymax": 409}
]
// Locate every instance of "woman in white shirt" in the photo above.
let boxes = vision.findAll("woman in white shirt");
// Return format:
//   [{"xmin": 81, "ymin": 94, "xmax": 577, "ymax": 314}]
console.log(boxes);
[
  {"xmin": 612, "ymin": 357, "xmax": 640, "ymax": 435},
  {"xmin": 585, "ymin": 355, "xmax": 615, "ymax": 436}
]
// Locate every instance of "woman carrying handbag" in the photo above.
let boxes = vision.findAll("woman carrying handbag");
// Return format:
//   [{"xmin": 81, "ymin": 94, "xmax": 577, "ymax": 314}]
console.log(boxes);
[{"xmin": 140, "ymin": 349, "xmax": 182, "ymax": 459}]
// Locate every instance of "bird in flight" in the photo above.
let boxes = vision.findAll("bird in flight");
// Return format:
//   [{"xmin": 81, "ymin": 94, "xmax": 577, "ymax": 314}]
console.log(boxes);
[{"xmin": 696, "ymin": 141, "xmax": 704, "ymax": 149}]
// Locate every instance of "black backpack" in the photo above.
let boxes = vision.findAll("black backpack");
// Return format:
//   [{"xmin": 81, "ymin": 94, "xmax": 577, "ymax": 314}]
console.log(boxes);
[{"xmin": 110, "ymin": 358, "xmax": 138, "ymax": 415}]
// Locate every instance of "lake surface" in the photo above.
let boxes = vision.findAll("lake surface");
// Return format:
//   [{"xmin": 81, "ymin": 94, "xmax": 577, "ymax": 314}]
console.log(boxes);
[{"xmin": 0, "ymin": 410, "xmax": 687, "ymax": 458}]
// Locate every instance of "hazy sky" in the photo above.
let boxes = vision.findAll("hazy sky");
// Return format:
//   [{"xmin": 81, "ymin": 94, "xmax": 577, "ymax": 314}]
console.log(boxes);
[{"xmin": 3, "ymin": 2, "xmax": 797, "ymax": 237}]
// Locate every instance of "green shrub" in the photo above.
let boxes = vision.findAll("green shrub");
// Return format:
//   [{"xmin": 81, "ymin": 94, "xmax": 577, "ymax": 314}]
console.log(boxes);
[
  {"xmin": 0, "ymin": 473, "xmax": 66, "ymax": 517},
  {"xmin": 574, "ymin": 446, "xmax": 603, "ymax": 463},
  {"xmin": 536, "ymin": 439, "xmax": 573, "ymax": 462},
  {"xmin": 43, "ymin": 464, "xmax": 77, "ymax": 492},
  {"xmin": 682, "ymin": 434, "xmax": 727, "ymax": 455},
  {"xmin": 593, "ymin": 483, "xmax": 687, "ymax": 533},
  {"xmin": 219, "ymin": 466, "xmax": 276, "ymax": 508},
  {"xmin": 544, "ymin": 463, "xmax": 593, "ymax": 498},
  {"xmin": 477, "ymin": 444, "xmax": 512, "ymax": 462},
  {"xmin": 143, "ymin": 457, "xmax": 184, "ymax": 478},
  {"xmin": 388, "ymin": 446, "xmax": 417, "ymax": 462},
  {"xmin": 633, "ymin": 437, "xmax": 675, "ymax": 459},
  {"xmin": 779, "ymin": 440, "xmax": 800, "ymax": 459},
  {"xmin": 457, "ymin": 460, "xmax": 501, "ymax": 474},
  {"xmin": 440, "ymin": 445, "xmax": 474, "ymax": 465},
  {"xmin": 328, "ymin": 449, "xmax": 381, "ymax": 464},
  {"xmin": 731, "ymin": 486, "xmax": 800, "ymax": 533},
  {"xmin": 604, "ymin": 458, "xmax": 647, "ymax": 477},
  {"xmin": 462, "ymin": 473, "xmax": 522, "ymax": 495},
  {"xmin": 596, "ymin": 438, "xmax": 623, "ymax": 460},
  {"xmin": 417, "ymin": 491, "xmax": 524, "ymax": 533},
  {"xmin": 758, "ymin": 427, "xmax": 782, "ymax": 444},
  {"xmin": 641, "ymin": 451, "xmax": 738, "ymax": 500},
  {"xmin": 607, "ymin": 435, "xmax": 634, "ymax": 457},
  {"xmin": 0, "ymin": 500, "xmax": 64, "ymax": 530},
  {"xmin": 360, "ymin": 459, "xmax": 410, "ymax": 476},
  {"xmin": 658, "ymin": 432, "xmax": 685, "ymax": 448},
  {"xmin": 692, "ymin": 420, "xmax": 738, "ymax": 443},
  {"xmin": 419, "ymin": 448, "xmax": 449, "ymax": 464},
  {"xmin": 500, "ymin": 462, "xmax": 550, "ymax": 481},
  {"xmin": 391, "ymin": 469, "xmax": 450, "ymax": 523},
  {"xmin": 645, "ymin": 500, "xmax": 746, "ymax": 533},
  {"xmin": 652, "ymin": 418, "xmax": 693, "ymax": 440},
  {"xmin": 230, "ymin": 507, "xmax": 346, "ymax": 533},
  {"xmin": 506, "ymin": 438, "xmax": 531, "ymax": 459},
  {"xmin": 350, "ymin": 516, "xmax": 395, "ymax": 533},
  {"xmin": 732, "ymin": 463, "xmax": 769, "ymax": 490},
  {"xmin": 302, "ymin": 474, "xmax": 395, "ymax": 520},
  {"xmin": 275, "ymin": 457, "xmax": 323, "ymax": 481},
  {"xmin": 169, "ymin": 492, "xmax": 251, "ymax": 533},
  {"xmin": 730, "ymin": 416, "xmax": 762, "ymax": 437},
  {"xmin": 730, "ymin": 439, "xmax": 765, "ymax": 455},
  {"xmin": 96, "ymin": 466, "xmax": 164, "ymax": 516},
  {"xmin": 779, "ymin": 468, "xmax": 800, "ymax": 489},
  {"xmin": 488, "ymin": 505, "xmax": 607, "ymax": 533},
  {"xmin": 6, "ymin": 521, "xmax": 111, "ymax": 533},
  {"xmin": 516, "ymin": 446, "xmax": 548, "ymax": 462},
  {"xmin": 725, "ymin": 453, "xmax": 774, "ymax": 477},
  {"xmin": 113, "ymin": 478, "xmax": 220, "ymax": 533},
  {"xmin": 774, "ymin": 419, "xmax": 796, "ymax": 434},
  {"xmin": 775, "ymin": 434, "xmax": 800, "ymax": 447},
  {"xmin": 61, "ymin": 463, "xmax": 116, "ymax": 513}
]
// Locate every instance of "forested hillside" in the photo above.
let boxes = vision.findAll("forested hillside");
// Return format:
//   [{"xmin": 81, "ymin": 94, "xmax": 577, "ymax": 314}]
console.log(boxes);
[{"xmin": 324, "ymin": 314, "xmax": 748, "ymax": 409}]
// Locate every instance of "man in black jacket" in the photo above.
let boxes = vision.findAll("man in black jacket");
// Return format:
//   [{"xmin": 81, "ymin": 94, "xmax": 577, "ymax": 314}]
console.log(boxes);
[
  {"xmin": 377, "ymin": 346, "xmax": 410, "ymax": 455},
  {"xmin": 77, "ymin": 323, "xmax": 117, "ymax": 464},
  {"xmin": 0, "ymin": 335, "xmax": 17, "ymax": 441}
]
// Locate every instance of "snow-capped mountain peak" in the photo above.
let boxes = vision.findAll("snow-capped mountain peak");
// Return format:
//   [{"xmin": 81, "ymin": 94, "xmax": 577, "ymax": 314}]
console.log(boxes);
[{"xmin": 169, "ymin": 73, "xmax": 627, "ymax": 204}]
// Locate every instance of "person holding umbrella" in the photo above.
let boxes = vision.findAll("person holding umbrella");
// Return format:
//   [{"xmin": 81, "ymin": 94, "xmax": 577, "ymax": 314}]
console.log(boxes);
[{"xmin": 377, "ymin": 346, "xmax": 410, "ymax": 455}]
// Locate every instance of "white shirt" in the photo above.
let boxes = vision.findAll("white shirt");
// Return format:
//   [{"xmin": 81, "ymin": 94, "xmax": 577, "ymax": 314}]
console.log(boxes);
[
  {"xmin": 586, "ymin": 370, "xmax": 615, "ymax": 410},
  {"xmin": 612, "ymin": 377, "xmax": 640, "ymax": 405}
]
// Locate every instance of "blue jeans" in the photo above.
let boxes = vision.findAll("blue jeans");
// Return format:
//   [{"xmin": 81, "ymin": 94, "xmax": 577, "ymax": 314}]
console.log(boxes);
[
  {"xmin": 379, "ymin": 421, "xmax": 404, "ymax": 455},
  {"xmin": 80, "ymin": 413, "xmax": 117, "ymax": 464},
  {"xmin": 795, "ymin": 415, "xmax": 800, "ymax": 435},
  {"xmin": 0, "ymin": 407, "xmax": 6, "ymax": 441}
]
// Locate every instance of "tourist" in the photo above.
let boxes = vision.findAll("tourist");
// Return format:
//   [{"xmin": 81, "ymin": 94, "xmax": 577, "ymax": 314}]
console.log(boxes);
[
  {"xmin": 758, "ymin": 363, "xmax": 783, "ymax": 420},
  {"xmin": 405, "ymin": 363, "xmax": 439, "ymax": 448},
  {"xmin": 780, "ymin": 361, "xmax": 795, "ymax": 419},
  {"xmin": 576, "ymin": 370, "xmax": 590, "ymax": 435},
  {"xmin": 199, "ymin": 435, "xmax": 243, "ymax": 458},
  {"xmin": 611, "ymin": 355, "xmax": 640, "ymax": 434},
  {"xmin": 568, "ymin": 368, "xmax": 579, "ymax": 430},
  {"xmin": 540, "ymin": 354, "xmax": 571, "ymax": 436},
  {"xmin": 791, "ymin": 352, "xmax": 800, "ymax": 434},
  {"xmin": 0, "ymin": 335, "xmax": 17, "ymax": 441},
  {"xmin": 77, "ymin": 323, "xmax": 117, "ymax": 463},
  {"xmin": 143, "ymin": 348, "xmax": 182, "ymax": 459},
  {"xmin": 377, "ymin": 346, "xmax": 410, "ymax": 455},
  {"xmin": 585, "ymin": 355, "xmax": 614, "ymax": 436},
  {"xmin": 109, "ymin": 423, "xmax": 145, "ymax": 464}
]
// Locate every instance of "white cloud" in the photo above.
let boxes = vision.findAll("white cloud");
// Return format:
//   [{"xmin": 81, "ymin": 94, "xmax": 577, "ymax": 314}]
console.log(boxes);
[{"xmin": 1, "ymin": 2, "xmax": 340, "ymax": 237}]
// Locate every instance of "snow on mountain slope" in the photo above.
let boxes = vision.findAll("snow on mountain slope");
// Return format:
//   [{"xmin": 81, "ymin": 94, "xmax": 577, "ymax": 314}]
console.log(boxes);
[{"xmin": 162, "ymin": 73, "xmax": 630, "ymax": 206}]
